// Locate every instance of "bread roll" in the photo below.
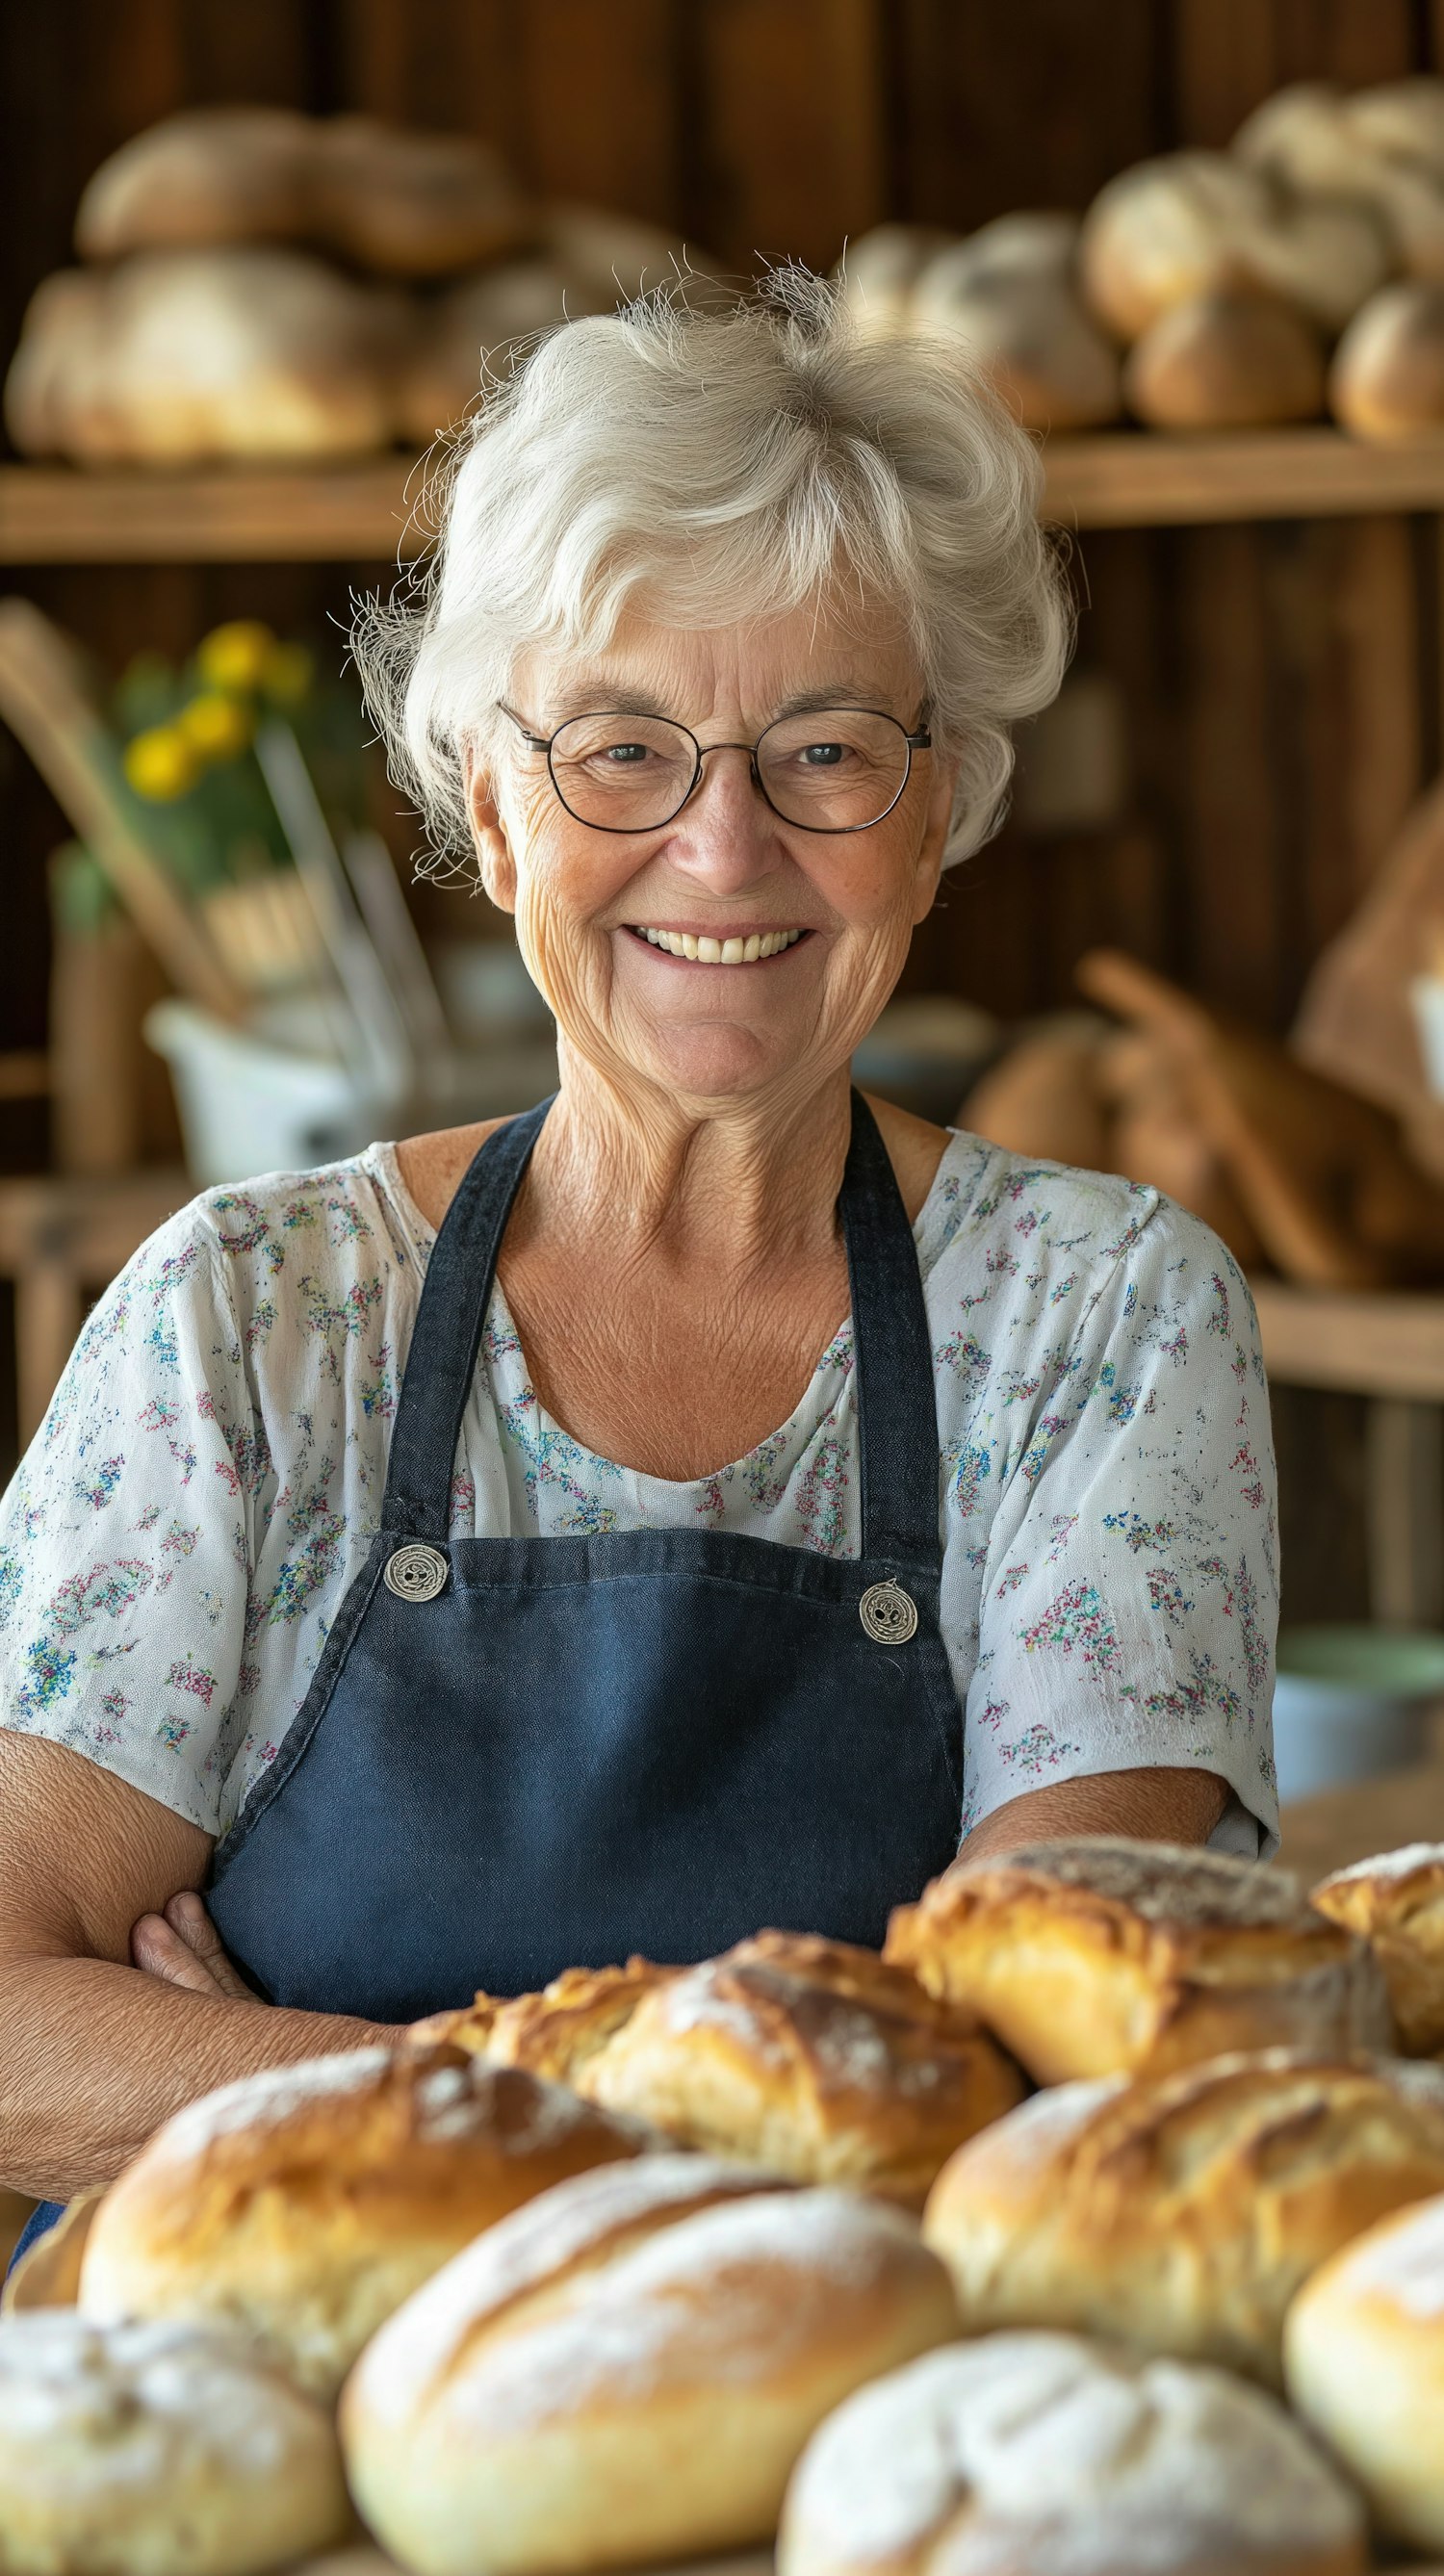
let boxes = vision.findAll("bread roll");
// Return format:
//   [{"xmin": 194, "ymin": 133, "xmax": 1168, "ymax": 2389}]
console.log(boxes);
[
  {"xmin": 1124, "ymin": 288, "xmax": 1326, "ymax": 428},
  {"xmin": 0, "ymin": 2312, "xmax": 348, "ymax": 2576},
  {"xmin": 342, "ymin": 2152, "xmax": 958, "ymax": 2575},
  {"xmin": 397, "ymin": 257, "xmax": 609, "ymax": 442},
  {"xmin": 79, "ymin": 2044, "xmax": 658, "ymax": 2398},
  {"xmin": 922, "ymin": 2048, "xmax": 1444, "ymax": 2386},
  {"xmin": 1082, "ymin": 150, "xmax": 1387, "ymax": 340},
  {"xmin": 1350, "ymin": 75, "xmax": 1444, "ymax": 169},
  {"xmin": 1285, "ymin": 2190, "xmax": 1444, "ymax": 2552},
  {"xmin": 1311, "ymin": 1842, "xmax": 1444, "ymax": 2051},
  {"xmin": 579, "ymin": 1933, "xmax": 1027, "ymax": 2202},
  {"xmin": 416, "ymin": 1957, "xmax": 666, "ymax": 2077},
  {"xmin": 3, "ymin": 270, "xmax": 109, "ymax": 457},
  {"xmin": 543, "ymin": 199, "xmax": 713, "ymax": 304},
  {"xmin": 834, "ymin": 223, "xmax": 961, "ymax": 339},
  {"xmin": 884, "ymin": 1838, "xmax": 1391, "ymax": 2082},
  {"xmin": 1330, "ymin": 279, "xmax": 1444, "ymax": 439},
  {"xmin": 779, "ymin": 2331, "xmax": 1366, "ymax": 2576},
  {"xmin": 75, "ymin": 108, "xmax": 313, "ymax": 259},
  {"xmin": 313, "ymin": 118, "xmax": 530, "ymax": 277},
  {"xmin": 1236, "ymin": 81, "xmax": 1444, "ymax": 284},
  {"xmin": 914, "ymin": 260, "xmax": 1122, "ymax": 430}
]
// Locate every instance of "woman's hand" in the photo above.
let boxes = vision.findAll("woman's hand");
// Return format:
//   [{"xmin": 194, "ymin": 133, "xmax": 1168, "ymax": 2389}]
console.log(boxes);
[{"xmin": 130, "ymin": 1891, "xmax": 266, "ymax": 2006}]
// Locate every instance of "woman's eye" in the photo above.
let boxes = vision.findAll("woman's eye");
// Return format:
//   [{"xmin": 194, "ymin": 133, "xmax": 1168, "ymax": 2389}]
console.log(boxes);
[
  {"xmin": 601, "ymin": 742, "xmax": 651, "ymax": 764},
  {"xmin": 799, "ymin": 742, "xmax": 846, "ymax": 767}
]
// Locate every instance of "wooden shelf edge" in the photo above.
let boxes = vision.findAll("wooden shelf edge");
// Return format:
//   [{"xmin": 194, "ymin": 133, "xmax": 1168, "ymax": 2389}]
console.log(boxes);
[
  {"xmin": 7, "ymin": 430, "xmax": 1444, "ymax": 561},
  {"xmin": 1251, "ymin": 1277, "xmax": 1444, "ymax": 1403}
]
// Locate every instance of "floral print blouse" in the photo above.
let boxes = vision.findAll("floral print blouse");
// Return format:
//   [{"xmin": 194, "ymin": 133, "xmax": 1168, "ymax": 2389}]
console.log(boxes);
[{"xmin": 0, "ymin": 1130, "xmax": 1279, "ymax": 1854}]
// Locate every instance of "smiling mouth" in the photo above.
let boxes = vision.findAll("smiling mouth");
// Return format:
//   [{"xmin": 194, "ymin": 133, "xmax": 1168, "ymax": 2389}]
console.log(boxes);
[{"xmin": 627, "ymin": 926, "xmax": 811, "ymax": 965}]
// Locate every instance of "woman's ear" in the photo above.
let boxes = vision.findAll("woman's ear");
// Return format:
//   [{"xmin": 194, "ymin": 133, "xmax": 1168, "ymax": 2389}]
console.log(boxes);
[
  {"xmin": 464, "ymin": 747, "xmax": 517, "ymax": 914},
  {"xmin": 911, "ymin": 751, "xmax": 960, "ymax": 924}
]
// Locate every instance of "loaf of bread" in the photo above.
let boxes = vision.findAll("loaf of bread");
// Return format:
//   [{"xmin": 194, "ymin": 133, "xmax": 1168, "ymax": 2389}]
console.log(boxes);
[
  {"xmin": 342, "ymin": 2151, "xmax": 957, "ymax": 2575},
  {"xmin": 1081, "ymin": 151, "xmax": 1389, "ymax": 341},
  {"xmin": 1330, "ymin": 279, "xmax": 1444, "ymax": 439},
  {"xmin": 1311, "ymin": 1842, "xmax": 1444, "ymax": 2050},
  {"xmin": 1124, "ymin": 287, "xmax": 1326, "ymax": 427},
  {"xmin": 78, "ymin": 2044, "xmax": 658, "ymax": 2397},
  {"xmin": 1285, "ymin": 2190, "xmax": 1444, "ymax": 2553},
  {"xmin": 312, "ymin": 117, "xmax": 530, "ymax": 277},
  {"xmin": 884, "ymin": 1838, "xmax": 1392, "ymax": 2082},
  {"xmin": 922, "ymin": 2048, "xmax": 1444, "ymax": 2386},
  {"xmin": 914, "ymin": 260, "xmax": 1122, "ymax": 430},
  {"xmin": 779, "ymin": 2331, "xmax": 1366, "ymax": 2576},
  {"xmin": 4, "ymin": 248, "xmax": 400, "ymax": 463},
  {"xmin": 835, "ymin": 223, "xmax": 961, "ymax": 338},
  {"xmin": 417, "ymin": 1933, "xmax": 1026, "ymax": 2203},
  {"xmin": 1236, "ymin": 81, "xmax": 1444, "ymax": 283},
  {"xmin": 75, "ymin": 108, "xmax": 314, "ymax": 258},
  {"xmin": 0, "ymin": 2312, "xmax": 348, "ymax": 2576}
]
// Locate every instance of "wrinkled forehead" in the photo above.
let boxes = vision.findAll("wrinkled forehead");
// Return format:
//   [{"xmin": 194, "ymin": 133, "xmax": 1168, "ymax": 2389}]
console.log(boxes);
[{"xmin": 513, "ymin": 596, "xmax": 925, "ymax": 734}]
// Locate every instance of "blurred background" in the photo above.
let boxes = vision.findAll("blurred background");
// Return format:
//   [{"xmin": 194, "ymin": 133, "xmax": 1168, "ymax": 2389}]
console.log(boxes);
[{"xmin": 10, "ymin": 1, "xmax": 1444, "ymax": 1772}]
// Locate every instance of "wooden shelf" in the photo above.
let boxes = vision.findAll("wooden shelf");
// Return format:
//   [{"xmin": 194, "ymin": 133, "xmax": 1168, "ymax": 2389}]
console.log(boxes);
[
  {"xmin": 8, "ymin": 429, "xmax": 1444, "ymax": 562},
  {"xmin": 1252, "ymin": 1278, "xmax": 1444, "ymax": 1404}
]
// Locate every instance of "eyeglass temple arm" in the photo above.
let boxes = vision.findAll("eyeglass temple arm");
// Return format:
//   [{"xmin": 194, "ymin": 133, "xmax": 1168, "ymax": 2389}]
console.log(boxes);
[{"xmin": 496, "ymin": 702, "xmax": 552, "ymax": 751}]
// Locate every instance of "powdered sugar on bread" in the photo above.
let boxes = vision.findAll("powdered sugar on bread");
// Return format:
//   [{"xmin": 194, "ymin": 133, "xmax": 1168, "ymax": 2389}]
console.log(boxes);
[{"xmin": 973, "ymin": 1840, "xmax": 1317, "ymax": 1928}]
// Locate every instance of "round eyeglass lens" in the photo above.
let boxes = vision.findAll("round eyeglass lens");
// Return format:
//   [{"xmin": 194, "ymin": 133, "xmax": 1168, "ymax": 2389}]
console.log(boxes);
[
  {"xmin": 548, "ymin": 713, "xmax": 698, "ymax": 829},
  {"xmin": 758, "ymin": 709, "xmax": 911, "ymax": 829}
]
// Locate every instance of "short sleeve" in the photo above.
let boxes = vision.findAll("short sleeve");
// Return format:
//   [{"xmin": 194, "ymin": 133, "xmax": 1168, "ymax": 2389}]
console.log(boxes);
[
  {"xmin": 0, "ymin": 1204, "xmax": 262, "ymax": 1833},
  {"xmin": 964, "ymin": 1201, "xmax": 1279, "ymax": 1854}
]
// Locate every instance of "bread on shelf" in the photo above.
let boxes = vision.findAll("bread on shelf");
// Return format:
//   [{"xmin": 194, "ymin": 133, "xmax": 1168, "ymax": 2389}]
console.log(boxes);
[
  {"xmin": 921, "ymin": 2048, "xmax": 1444, "ymax": 2386},
  {"xmin": 1285, "ymin": 2189, "xmax": 1444, "ymax": 2554},
  {"xmin": 341, "ymin": 2151, "xmax": 958, "ymax": 2575},
  {"xmin": 1330, "ymin": 279, "xmax": 1444, "ymax": 440},
  {"xmin": 915, "ymin": 260, "xmax": 1122, "ymax": 431},
  {"xmin": 1236, "ymin": 79, "xmax": 1444, "ymax": 284},
  {"xmin": 1081, "ymin": 150, "xmax": 1390, "ymax": 342},
  {"xmin": 779, "ymin": 2331, "xmax": 1366, "ymax": 2576},
  {"xmin": 310, "ymin": 117, "xmax": 531, "ymax": 278},
  {"xmin": 74, "ymin": 107, "xmax": 315, "ymax": 259},
  {"xmin": 0, "ymin": 2311, "xmax": 348, "ymax": 2576},
  {"xmin": 414, "ymin": 1931, "xmax": 1027, "ymax": 2204},
  {"xmin": 77, "ymin": 2044, "xmax": 658, "ymax": 2398},
  {"xmin": 883, "ymin": 1838, "xmax": 1391, "ymax": 2083},
  {"xmin": 1124, "ymin": 287, "xmax": 1326, "ymax": 428},
  {"xmin": 1311, "ymin": 1842, "xmax": 1444, "ymax": 2050}
]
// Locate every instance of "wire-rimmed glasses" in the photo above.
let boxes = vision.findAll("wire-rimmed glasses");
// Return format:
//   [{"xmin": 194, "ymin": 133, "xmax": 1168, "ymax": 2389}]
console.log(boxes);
[{"xmin": 497, "ymin": 703, "xmax": 931, "ymax": 835}]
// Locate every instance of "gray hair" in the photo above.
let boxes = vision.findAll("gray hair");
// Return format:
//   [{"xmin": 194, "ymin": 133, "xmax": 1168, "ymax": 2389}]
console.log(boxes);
[{"xmin": 353, "ymin": 268, "xmax": 1072, "ymax": 869}]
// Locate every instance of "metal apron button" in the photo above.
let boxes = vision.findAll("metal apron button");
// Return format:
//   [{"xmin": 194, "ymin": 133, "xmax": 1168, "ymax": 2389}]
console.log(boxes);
[
  {"xmin": 859, "ymin": 1579, "xmax": 917, "ymax": 1644},
  {"xmin": 383, "ymin": 1543, "xmax": 450, "ymax": 1604}
]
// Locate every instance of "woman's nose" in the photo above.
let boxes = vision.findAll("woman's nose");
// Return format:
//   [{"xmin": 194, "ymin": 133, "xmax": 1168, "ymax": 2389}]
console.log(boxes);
[{"xmin": 665, "ymin": 744, "xmax": 775, "ymax": 883}]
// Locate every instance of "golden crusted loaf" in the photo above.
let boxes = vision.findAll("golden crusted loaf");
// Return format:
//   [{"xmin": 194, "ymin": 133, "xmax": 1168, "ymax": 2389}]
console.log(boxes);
[
  {"xmin": 1285, "ymin": 2190, "xmax": 1444, "ymax": 2553},
  {"xmin": 922, "ymin": 2048, "xmax": 1444, "ymax": 2387},
  {"xmin": 78, "ymin": 2044, "xmax": 657, "ymax": 2398},
  {"xmin": 0, "ymin": 2312, "xmax": 348, "ymax": 2576},
  {"xmin": 342, "ymin": 2152, "xmax": 958, "ymax": 2576},
  {"xmin": 885, "ymin": 1837, "xmax": 1392, "ymax": 2082},
  {"xmin": 1311, "ymin": 1842, "xmax": 1444, "ymax": 2052},
  {"xmin": 411, "ymin": 1933, "xmax": 1026, "ymax": 2203},
  {"xmin": 779, "ymin": 2331, "xmax": 1366, "ymax": 2576}
]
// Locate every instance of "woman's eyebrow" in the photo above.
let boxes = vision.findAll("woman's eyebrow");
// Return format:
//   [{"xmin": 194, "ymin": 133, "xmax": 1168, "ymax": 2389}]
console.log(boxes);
[{"xmin": 773, "ymin": 684, "xmax": 886, "ymax": 716}]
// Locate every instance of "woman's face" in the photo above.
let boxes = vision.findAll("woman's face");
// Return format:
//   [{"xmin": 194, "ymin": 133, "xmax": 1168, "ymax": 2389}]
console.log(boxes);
[{"xmin": 467, "ymin": 598, "xmax": 958, "ymax": 1110}]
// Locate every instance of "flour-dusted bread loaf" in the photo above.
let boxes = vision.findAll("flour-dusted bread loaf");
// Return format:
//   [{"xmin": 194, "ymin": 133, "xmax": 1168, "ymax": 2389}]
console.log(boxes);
[
  {"xmin": 834, "ymin": 223, "xmax": 962, "ymax": 339},
  {"xmin": 1330, "ymin": 279, "xmax": 1444, "ymax": 438},
  {"xmin": 885, "ymin": 1838, "xmax": 1392, "ymax": 2082},
  {"xmin": 412, "ymin": 1957, "xmax": 667, "ymax": 2077},
  {"xmin": 14, "ymin": 247, "xmax": 400, "ymax": 464},
  {"xmin": 1285, "ymin": 2190, "xmax": 1444, "ymax": 2553},
  {"xmin": 74, "ymin": 107, "xmax": 314, "ymax": 258},
  {"xmin": 1237, "ymin": 80, "xmax": 1444, "ymax": 285},
  {"xmin": 575, "ymin": 1932, "xmax": 1028, "ymax": 2203},
  {"xmin": 1124, "ymin": 287, "xmax": 1326, "ymax": 427},
  {"xmin": 0, "ymin": 2312, "xmax": 348, "ymax": 2576},
  {"xmin": 312, "ymin": 117, "xmax": 531, "ymax": 277},
  {"xmin": 922, "ymin": 2048, "xmax": 1444, "ymax": 2386},
  {"xmin": 79, "ymin": 2045, "xmax": 658, "ymax": 2398},
  {"xmin": 1080, "ymin": 149, "xmax": 1388, "ymax": 341},
  {"xmin": 1311, "ymin": 1842, "xmax": 1444, "ymax": 2049},
  {"xmin": 779, "ymin": 2331, "xmax": 1366, "ymax": 2576},
  {"xmin": 913, "ymin": 260, "xmax": 1122, "ymax": 430},
  {"xmin": 342, "ymin": 2152, "xmax": 957, "ymax": 2576}
]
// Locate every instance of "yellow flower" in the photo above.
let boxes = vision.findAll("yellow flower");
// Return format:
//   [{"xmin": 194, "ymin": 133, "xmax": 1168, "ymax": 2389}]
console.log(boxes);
[
  {"xmin": 195, "ymin": 620, "xmax": 274, "ymax": 693},
  {"xmin": 178, "ymin": 692, "xmax": 253, "ymax": 761},
  {"xmin": 123, "ymin": 726, "xmax": 199, "ymax": 803},
  {"xmin": 260, "ymin": 640, "xmax": 314, "ymax": 707}
]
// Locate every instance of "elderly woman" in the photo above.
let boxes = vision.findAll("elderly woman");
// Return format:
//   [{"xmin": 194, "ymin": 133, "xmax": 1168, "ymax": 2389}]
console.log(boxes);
[{"xmin": 0, "ymin": 277, "xmax": 1276, "ymax": 2234}]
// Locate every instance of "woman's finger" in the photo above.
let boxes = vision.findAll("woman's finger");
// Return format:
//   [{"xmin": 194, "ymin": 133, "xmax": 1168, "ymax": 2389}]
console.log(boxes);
[
  {"xmin": 161, "ymin": 1891, "xmax": 264, "ymax": 2003},
  {"xmin": 130, "ymin": 1911, "xmax": 232, "ymax": 1997}
]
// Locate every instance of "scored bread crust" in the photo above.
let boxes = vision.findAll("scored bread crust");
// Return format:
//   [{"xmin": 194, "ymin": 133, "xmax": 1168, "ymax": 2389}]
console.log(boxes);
[
  {"xmin": 884, "ymin": 1838, "xmax": 1392, "ymax": 2083},
  {"xmin": 921, "ymin": 2048, "xmax": 1444, "ymax": 2388},
  {"xmin": 79, "ymin": 2045, "xmax": 657, "ymax": 2398},
  {"xmin": 342, "ymin": 2153, "xmax": 959, "ymax": 2576},
  {"xmin": 1311, "ymin": 1843, "xmax": 1444, "ymax": 2052},
  {"xmin": 575, "ymin": 1933, "xmax": 1028, "ymax": 2203},
  {"xmin": 1285, "ymin": 2190, "xmax": 1444, "ymax": 2553}
]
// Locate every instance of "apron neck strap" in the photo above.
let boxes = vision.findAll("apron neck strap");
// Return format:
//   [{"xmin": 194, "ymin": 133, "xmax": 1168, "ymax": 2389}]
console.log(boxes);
[{"xmin": 382, "ymin": 1088, "xmax": 941, "ymax": 1570}]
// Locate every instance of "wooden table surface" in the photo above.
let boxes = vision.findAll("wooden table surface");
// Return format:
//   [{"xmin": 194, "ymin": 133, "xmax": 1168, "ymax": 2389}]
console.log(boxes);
[{"xmin": 1276, "ymin": 1747, "xmax": 1444, "ymax": 1883}]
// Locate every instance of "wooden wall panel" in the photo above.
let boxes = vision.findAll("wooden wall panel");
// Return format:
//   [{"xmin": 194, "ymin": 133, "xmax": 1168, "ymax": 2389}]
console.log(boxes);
[
  {"xmin": 683, "ymin": 0, "xmax": 887, "ymax": 270},
  {"xmin": 1172, "ymin": 0, "xmax": 1418, "ymax": 142},
  {"xmin": 894, "ymin": 0, "xmax": 1163, "ymax": 226}
]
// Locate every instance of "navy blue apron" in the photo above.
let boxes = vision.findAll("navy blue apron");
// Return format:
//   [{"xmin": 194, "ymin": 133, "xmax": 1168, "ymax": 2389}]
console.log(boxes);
[{"xmin": 13, "ymin": 1089, "xmax": 962, "ymax": 2266}]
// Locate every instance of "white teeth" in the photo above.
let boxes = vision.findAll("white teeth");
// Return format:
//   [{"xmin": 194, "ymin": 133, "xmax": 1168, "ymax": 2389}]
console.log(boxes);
[{"xmin": 633, "ymin": 926, "xmax": 804, "ymax": 963}]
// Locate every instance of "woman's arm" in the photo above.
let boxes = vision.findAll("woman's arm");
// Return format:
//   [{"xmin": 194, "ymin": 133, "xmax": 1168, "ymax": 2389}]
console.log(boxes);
[
  {"xmin": 0, "ymin": 1734, "xmax": 398, "ymax": 2201},
  {"xmin": 958, "ymin": 1764, "xmax": 1228, "ymax": 1868}
]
